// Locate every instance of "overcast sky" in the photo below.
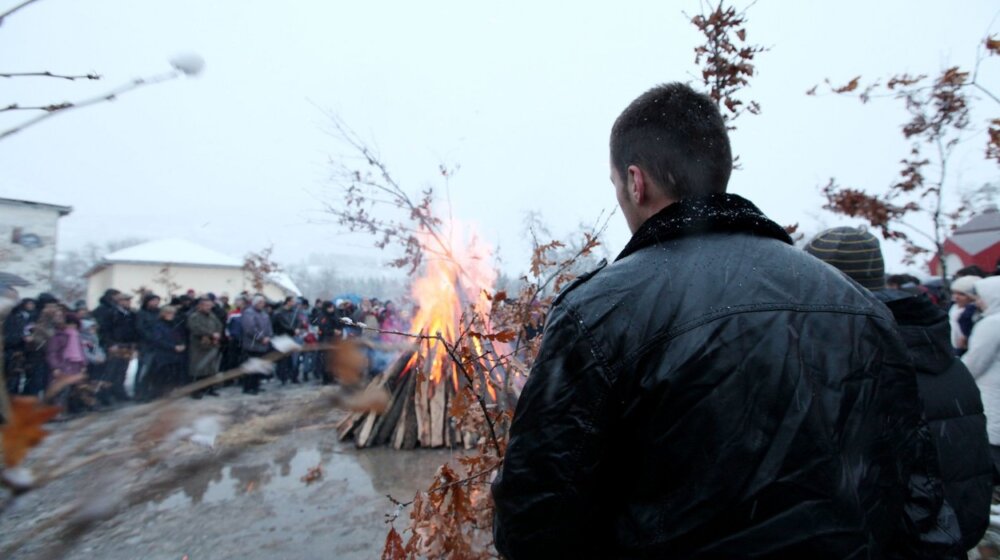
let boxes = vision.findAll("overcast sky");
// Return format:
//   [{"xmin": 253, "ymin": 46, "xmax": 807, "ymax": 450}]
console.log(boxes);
[{"xmin": 1, "ymin": 0, "xmax": 998, "ymax": 279}]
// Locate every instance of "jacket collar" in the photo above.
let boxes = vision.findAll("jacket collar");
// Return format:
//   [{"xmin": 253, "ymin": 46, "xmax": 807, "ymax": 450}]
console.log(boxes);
[{"xmin": 615, "ymin": 193, "xmax": 793, "ymax": 262}]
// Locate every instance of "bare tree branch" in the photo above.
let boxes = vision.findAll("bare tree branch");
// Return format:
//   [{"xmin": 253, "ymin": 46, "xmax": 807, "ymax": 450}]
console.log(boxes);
[
  {"xmin": 0, "ymin": 0, "xmax": 42, "ymax": 26},
  {"xmin": 0, "ymin": 71, "xmax": 100, "ymax": 81},
  {"xmin": 0, "ymin": 70, "xmax": 181, "ymax": 142}
]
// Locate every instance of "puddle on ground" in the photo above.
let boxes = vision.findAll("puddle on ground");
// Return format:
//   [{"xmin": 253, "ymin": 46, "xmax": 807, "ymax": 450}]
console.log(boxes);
[{"xmin": 147, "ymin": 438, "xmax": 461, "ymax": 513}]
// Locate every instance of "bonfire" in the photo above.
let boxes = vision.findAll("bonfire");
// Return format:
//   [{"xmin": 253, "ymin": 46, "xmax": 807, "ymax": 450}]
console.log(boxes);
[{"xmin": 337, "ymin": 228, "xmax": 515, "ymax": 450}]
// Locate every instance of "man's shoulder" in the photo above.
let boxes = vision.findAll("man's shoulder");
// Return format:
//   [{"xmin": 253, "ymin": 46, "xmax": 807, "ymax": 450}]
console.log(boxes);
[{"xmin": 557, "ymin": 232, "xmax": 889, "ymax": 335}]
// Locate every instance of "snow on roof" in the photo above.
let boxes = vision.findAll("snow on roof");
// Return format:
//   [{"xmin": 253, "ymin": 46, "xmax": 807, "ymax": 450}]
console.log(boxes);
[
  {"xmin": 103, "ymin": 238, "xmax": 243, "ymax": 268},
  {"xmin": 0, "ymin": 197, "xmax": 73, "ymax": 216},
  {"xmin": 950, "ymin": 209, "xmax": 1000, "ymax": 256},
  {"xmin": 269, "ymin": 271, "xmax": 302, "ymax": 296}
]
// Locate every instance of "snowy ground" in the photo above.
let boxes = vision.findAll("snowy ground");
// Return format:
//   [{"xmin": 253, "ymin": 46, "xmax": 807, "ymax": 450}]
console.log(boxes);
[{"xmin": 0, "ymin": 383, "xmax": 458, "ymax": 560}]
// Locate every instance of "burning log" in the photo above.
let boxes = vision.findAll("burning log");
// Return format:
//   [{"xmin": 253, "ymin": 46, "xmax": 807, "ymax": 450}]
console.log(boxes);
[{"xmin": 337, "ymin": 334, "xmax": 507, "ymax": 450}]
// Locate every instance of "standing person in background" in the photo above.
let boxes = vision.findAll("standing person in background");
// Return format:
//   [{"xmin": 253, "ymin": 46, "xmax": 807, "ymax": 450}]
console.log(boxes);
[
  {"xmin": 105, "ymin": 292, "xmax": 138, "ymax": 402},
  {"xmin": 79, "ymin": 318, "xmax": 105, "ymax": 377},
  {"xmin": 91, "ymin": 289, "xmax": 120, "ymax": 355},
  {"xmin": 4, "ymin": 298, "xmax": 36, "ymax": 394},
  {"xmin": 950, "ymin": 275, "xmax": 982, "ymax": 357},
  {"xmin": 26, "ymin": 294, "xmax": 61, "ymax": 398},
  {"xmin": 963, "ymin": 276, "xmax": 1000, "ymax": 480},
  {"xmin": 240, "ymin": 295, "xmax": 273, "ymax": 395},
  {"xmin": 807, "ymin": 227, "xmax": 991, "ymax": 553},
  {"xmin": 149, "ymin": 306, "xmax": 187, "ymax": 398},
  {"xmin": 294, "ymin": 297, "xmax": 313, "ymax": 383},
  {"xmin": 221, "ymin": 296, "xmax": 246, "ymax": 372},
  {"xmin": 271, "ymin": 296, "xmax": 298, "ymax": 385},
  {"xmin": 134, "ymin": 293, "xmax": 161, "ymax": 402},
  {"xmin": 187, "ymin": 296, "xmax": 223, "ymax": 398},
  {"xmin": 45, "ymin": 311, "xmax": 86, "ymax": 410}
]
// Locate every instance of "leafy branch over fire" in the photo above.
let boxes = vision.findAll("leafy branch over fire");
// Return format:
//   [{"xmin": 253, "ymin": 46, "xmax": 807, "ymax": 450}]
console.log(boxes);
[
  {"xmin": 321, "ymin": 114, "xmax": 610, "ymax": 558},
  {"xmin": 810, "ymin": 34, "xmax": 999, "ymax": 280}
]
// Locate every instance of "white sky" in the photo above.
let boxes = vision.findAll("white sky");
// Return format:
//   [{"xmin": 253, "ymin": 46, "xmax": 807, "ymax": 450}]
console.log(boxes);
[{"xmin": 1, "ymin": 0, "xmax": 998, "ymax": 279}]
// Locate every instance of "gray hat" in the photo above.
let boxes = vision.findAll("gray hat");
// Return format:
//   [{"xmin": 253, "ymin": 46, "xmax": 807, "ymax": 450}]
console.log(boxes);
[{"xmin": 805, "ymin": 227, "xmax": 885, "ymax": 291}]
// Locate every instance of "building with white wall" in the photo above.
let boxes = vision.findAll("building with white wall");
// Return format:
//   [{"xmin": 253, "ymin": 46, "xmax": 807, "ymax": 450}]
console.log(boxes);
[
  {"xmin": 85, "ymin": 238, "xmax": 300, "ymax": 308},
  {"xmin": 0, "ymin": 197, "xmax": 72, "ymax": 298}
]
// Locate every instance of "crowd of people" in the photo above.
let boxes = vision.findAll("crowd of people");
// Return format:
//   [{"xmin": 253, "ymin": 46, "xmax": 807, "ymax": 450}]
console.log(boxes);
[{"xmin": 2, "ymin": 288, "xmax": 411, "ymax": 414}]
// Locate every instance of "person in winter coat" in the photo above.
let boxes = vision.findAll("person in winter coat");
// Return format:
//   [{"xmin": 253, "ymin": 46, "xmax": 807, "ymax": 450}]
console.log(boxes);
[
  {"xmin": 221, "ymin": 298, "xmax": 245, "ymax": 372},
  {"xmin": 146, "ymin": 306, "xmax": 187, "ymax": 399},
  {"xmin": 807, "ymin": 227, "xmax": 991, "ymax": 555},
  {"xmin": 134, "ymin": 293, "xmax": 161, "ymax": 402},
  {"xmin": 963, "ymin": 276, "xmax": 1000, "ymax": 476},
  {"xmin": 240, "ymin": 295, "xmax": 273, "ymax": 395},
  {"xmin": 26, "ymin": 297, "xmax": 61, "ymax": 397},
  {"xmin": 91, "ymin": 289, "xmax": 120, "ymax": 350},
  {"xmin": 45, "ymin": 312, "xmax": 87, "ymax": 409},
  {"xmin": 950, "ymin": 275, "xmax": 981, "ymax": 356},
  {"xmin": 3, "ymin": 298, "xmax": 35, "ymax": 394},
  {"xmin": 271, "ymin": 296, "xmax": 299, "ymax": 384},
  {"xmin": 92, "ymin": 290, "xmax": 138, "ymax": 401},
  {"xmin": 492, "ymin": 83, "xmax": 943, "ymax": 559},
  {"xmin": 187, "ymin": 297, "xmax": 223, "ymax": 398}
]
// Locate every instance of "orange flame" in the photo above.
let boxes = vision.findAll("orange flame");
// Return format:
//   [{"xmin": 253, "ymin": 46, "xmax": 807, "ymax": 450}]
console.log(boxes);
[{"xmin": 408, "ymin": 219, "xmax": 496, "ymax": 394}]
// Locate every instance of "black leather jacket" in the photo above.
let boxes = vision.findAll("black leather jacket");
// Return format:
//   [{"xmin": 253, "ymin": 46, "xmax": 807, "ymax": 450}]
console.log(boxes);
[{"xmin": 493, "ymin": 195, "xmax": 943, "ymax": 559}]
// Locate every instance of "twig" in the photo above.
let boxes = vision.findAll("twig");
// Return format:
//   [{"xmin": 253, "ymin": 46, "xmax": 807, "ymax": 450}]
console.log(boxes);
[
  {"xmin": 386, "ymin": 461, "xmax": 501, "ymax": 513},
  {"xmin": 434, "ymin": 332, "xmax": 502, "ymax": 457},
  {"xmin": 0, "ymin": 0, "xmax": 41, "ymax": 26},
  {"xmin": 0, "ymin": 71, "xmax": 100, "ymax": 81},
  {"xmin": 0, "ymin": 70, "xmax": 180, "ymax": 141},
  {"xmin": 1, "ymin": 103, "xmax": 73, "ymax": 113}
]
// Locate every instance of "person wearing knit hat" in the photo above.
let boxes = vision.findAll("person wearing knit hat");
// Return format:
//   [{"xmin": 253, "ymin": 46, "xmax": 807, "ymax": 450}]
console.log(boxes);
[
  {"xmin": 950, "ymin": 275, "xmax": 982, "ymax": 355},
  {"xmin": 805, "ymin": 228, "xmax": 993, "ymax": 550},
  {"xmin": 804, "ymin": 227, "xmax": 885, "ymax": 290}
]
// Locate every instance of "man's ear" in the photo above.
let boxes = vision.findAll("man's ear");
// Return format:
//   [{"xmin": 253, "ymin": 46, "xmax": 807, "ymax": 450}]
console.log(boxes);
[{"xmin": 627, "ymin": 165, "xmax": 647, "ymax": 205}]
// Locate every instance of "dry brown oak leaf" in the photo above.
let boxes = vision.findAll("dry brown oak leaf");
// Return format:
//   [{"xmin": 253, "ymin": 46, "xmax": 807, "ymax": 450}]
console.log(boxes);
[{"xmin": 2, "ymin": 397, "xmax": 60, "ymax": 467}]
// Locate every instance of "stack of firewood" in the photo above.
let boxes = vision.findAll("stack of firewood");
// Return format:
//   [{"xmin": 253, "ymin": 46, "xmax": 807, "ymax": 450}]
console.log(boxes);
[{"xmin": 336, "ymin": 338, "xmax": 505, "ymax": 450}]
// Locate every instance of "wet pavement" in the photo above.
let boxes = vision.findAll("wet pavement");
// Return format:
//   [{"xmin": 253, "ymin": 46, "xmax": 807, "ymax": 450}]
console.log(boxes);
[{"xmin": 0, "ymin": 384, "xmax": 461, "ymax": 560}]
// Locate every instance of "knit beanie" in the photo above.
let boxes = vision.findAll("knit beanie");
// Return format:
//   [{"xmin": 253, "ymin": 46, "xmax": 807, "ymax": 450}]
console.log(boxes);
[{"xmin": 805, "ymin": 227, "xmax": 885, "ymax": 290}]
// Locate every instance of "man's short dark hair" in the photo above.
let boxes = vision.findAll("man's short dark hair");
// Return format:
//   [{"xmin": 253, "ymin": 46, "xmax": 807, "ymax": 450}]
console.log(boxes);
[{"xmin": 610, "ymin": 82, "xmax": 732, "ymax": 199}]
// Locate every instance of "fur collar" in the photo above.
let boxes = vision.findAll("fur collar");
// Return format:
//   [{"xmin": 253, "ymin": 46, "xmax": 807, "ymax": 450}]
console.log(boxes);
[{"xmin": 616, "ymin": 193, "xmax": 793, "ymax": 261}]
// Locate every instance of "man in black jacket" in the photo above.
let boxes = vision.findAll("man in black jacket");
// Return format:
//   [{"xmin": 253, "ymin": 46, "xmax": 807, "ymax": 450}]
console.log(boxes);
[
  {"xmin": 93, "ymin": 290, "xmax": 138, "ymax": 401},
  {"xmin": 272, "ymin": 296, "xmax": 299, "ymax": 384},
  {"xmin": 492, "ymin": 83, "xmax": 945, "ymax": 559},
  {"xmin": 806, "ymin": 226, "xmax": 992, "ymax": 555},
  {"xmin": 134, "ymin": 293, "xmax": 161, "ymax": 401}
]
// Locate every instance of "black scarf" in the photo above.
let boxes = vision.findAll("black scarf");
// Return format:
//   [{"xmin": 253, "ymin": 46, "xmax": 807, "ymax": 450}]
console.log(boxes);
[{"xmin": 616, "ymin": 193, "xmax": 793, "ymax": 262}]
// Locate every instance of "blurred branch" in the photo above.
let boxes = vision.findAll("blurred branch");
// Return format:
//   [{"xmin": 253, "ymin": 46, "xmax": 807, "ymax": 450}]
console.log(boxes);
[
  {"xmin": 0, "ymin": 71, "xmax": 100, "ymax": 81},
  {"xmin": 2, "ymin": 102, "xmax": 72, "ymax": 113},
  {"xmin": 0, "ymin": 0, "xmax": 42, "ymax": 26},
  {"xmin": 0, "ymin": 70, "xmax": 180, "ymax": 142}
]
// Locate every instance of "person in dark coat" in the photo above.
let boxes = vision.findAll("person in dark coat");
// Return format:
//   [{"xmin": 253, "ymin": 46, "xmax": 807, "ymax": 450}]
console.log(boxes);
[
  {"xmin": 3, "ymin": 298, "xmax": 36, "ymax": 394},
  {"xmin": 240, "ymin": 295, "xmax": 273, "ymax": 395},
  {"xmin": 91, "ymin": 289, "xmax": 120, "ymax": 351},
  {"xmin": 101, "ymin": 293, "xmax": 139, "ymax": 401},
  {"xmin": 271, "ymin": 296, "xmax": 299, "ymax": 384},
  {"xmin": 187, "ymin": 297, "xmax": 223, "ymax": 398},
  {"xmin": 491, "ymin": 83, "xmax": 946, "ymax": 559},
  {"xmin": 146, "ymin": 306, "xmax": 187, "ymax": 399},
  {"xmin": 221, "ymin": 297, "xmax": 246, "ymax": 372},
  {"xmin": 807, "ymin": 227, "xmax": 992, "ymax": 555},
  {"xmin": 134, "ymin": 293, "xmax": 161, "ymax": 402}
]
